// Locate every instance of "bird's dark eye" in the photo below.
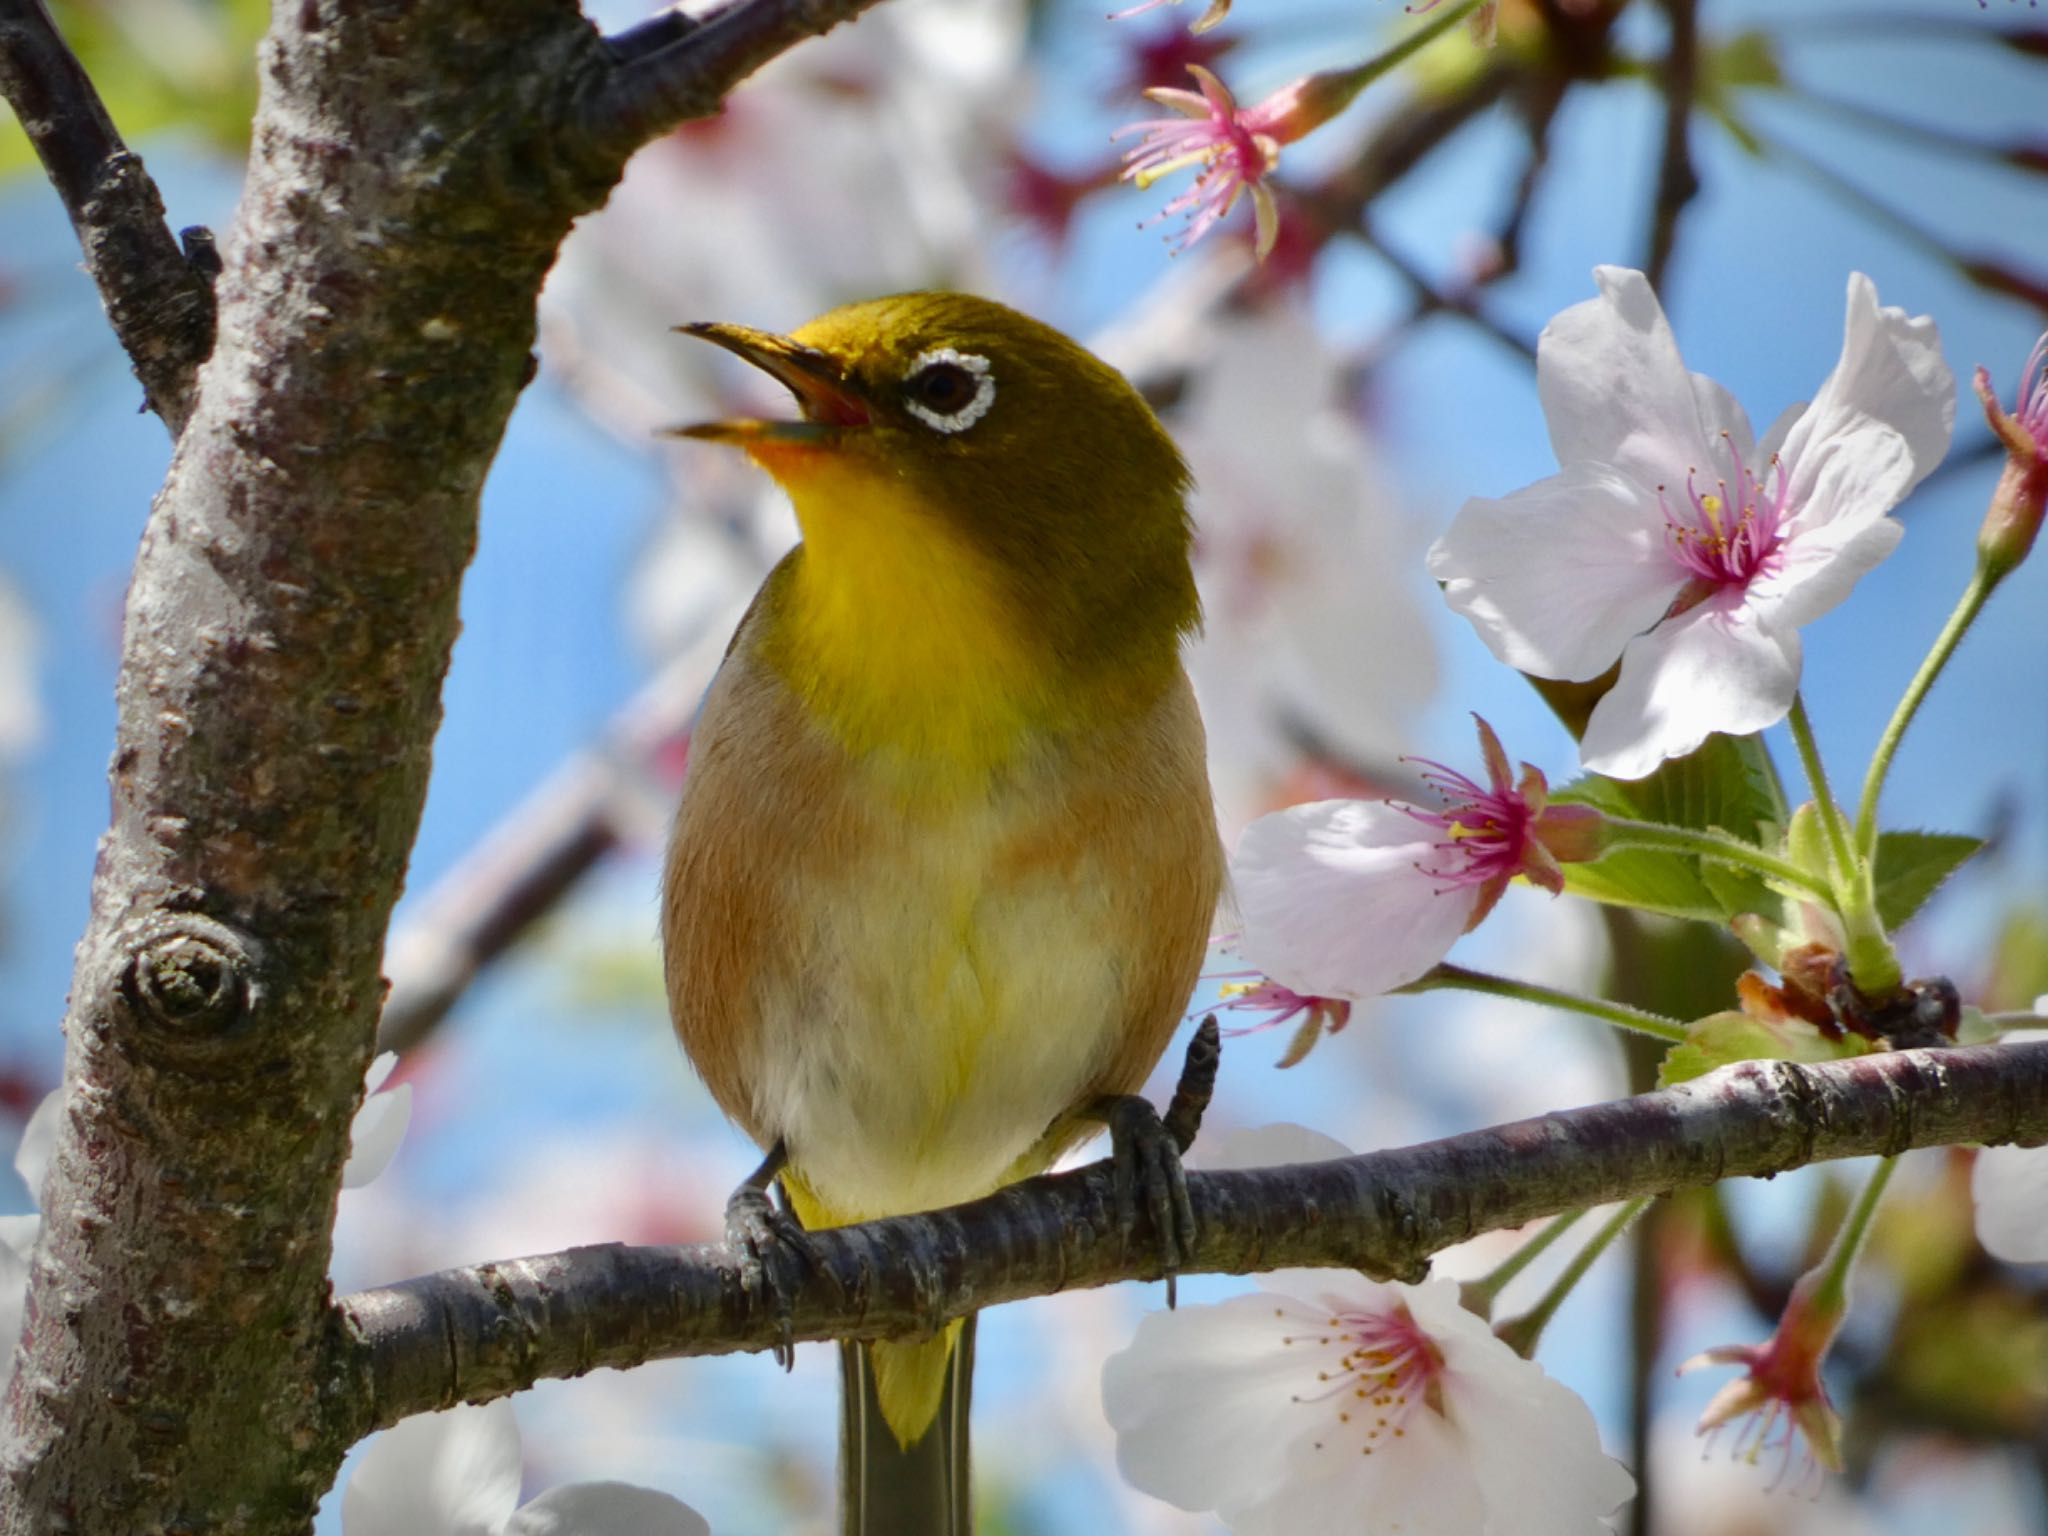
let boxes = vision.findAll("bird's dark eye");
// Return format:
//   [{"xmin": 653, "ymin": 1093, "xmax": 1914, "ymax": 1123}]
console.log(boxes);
[
  {"xmin": 902, "ymin": 348, "xmax": 995, "ymax": 433},
  {"xmin": 914, "ymin": 364, "xmax": 976, "ymax": 413}
]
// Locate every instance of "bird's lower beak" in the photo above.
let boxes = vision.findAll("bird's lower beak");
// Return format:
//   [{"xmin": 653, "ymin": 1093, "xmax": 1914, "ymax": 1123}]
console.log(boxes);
[{"xmin": 667, "ymin": 323, "xmax": 872, "ymax": 443}]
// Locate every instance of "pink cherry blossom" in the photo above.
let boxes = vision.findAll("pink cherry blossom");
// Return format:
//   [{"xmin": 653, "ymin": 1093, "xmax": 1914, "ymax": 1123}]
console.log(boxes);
[
  {"xmin": 1116, "ymin": 65, "xmax": 1288, "ymax": 256},
  {"xmin": 1429, "ymin": 268, "xmax": 1955, "ymax": 780},
  {"xmin": 1231, "ymin": 717, "xmax": 1604, "ymax": 1000}
]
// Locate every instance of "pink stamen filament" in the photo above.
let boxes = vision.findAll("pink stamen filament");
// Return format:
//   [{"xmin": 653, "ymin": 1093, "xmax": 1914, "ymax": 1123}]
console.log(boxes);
[
  {"xmin": 1395, "ymin": 757, "xmax": 1532, "ymax": 890},
  {"xmin": 1283, "ymin": 1307, "xmax": 1442, "ymax": 1455},
  {"xmin": 1660, "ymin": 431, "xmax": 1792, "ymax": 586}
]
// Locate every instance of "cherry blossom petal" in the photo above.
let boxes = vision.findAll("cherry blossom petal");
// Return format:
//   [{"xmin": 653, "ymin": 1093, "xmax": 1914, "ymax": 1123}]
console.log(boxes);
[
  {"xmin": 1537, "ymin": 266, "xmax": 1730, "ymax": 493},
  {"xmin": 1580, "ymin": 592, "xmax": 1802, "ymax": 780},
  {"xmin": 343, "ymin": 1053, "xmax": 413, "ymax": 1190},
  {"xmin": 1233, "ymin": 800, "xmax": 1480, "ymax": 999},
  {"xmin": 1748, "ymin": 498, "xmax": 1905, "ymax": 632},
  {"xmin": 1422, "ymin": 1294, "xmax": 1637, "ymax": 1527},
  {"xmin": 504, "ymin": 1483, "xmax": 710, "ymax": 1536},
  {"xmin": 1201, "ymin": 1122, "xmax": 1353, "ymax": 1171},
  {"xmin": 1104, "ymin": 1290, "xmax": 1335, "ymax": 1511},
  {"xmin": 343, "ymin": 1401, "xmax": 523, "ymax": 1536},
  {"xmin": 1774, "ymin": 272, "xmax": 1955, "ymax": 515},
  {"xmin": 1972, "ymin": 1144, "xmax": 2048, "ymax": 1264},
  {"xmin": 1429, "ymin": 462, "xmax": 1682, "ymax": 681},
  {"xmin": 13, "ymin": 1089, "xmax": 60, "ymax": 1203}
]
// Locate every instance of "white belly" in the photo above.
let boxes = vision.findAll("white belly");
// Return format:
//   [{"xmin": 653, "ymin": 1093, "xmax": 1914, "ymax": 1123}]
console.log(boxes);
[{"xmin": 745, "ymin": 788, "xmax": 1128, "ymax": 1223}]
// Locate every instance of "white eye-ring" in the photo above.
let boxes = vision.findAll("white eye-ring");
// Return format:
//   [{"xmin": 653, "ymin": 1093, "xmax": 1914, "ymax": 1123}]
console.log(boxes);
[{"xmin": 903, "ymin": 348, "xmax": 996, "ymax": 433}]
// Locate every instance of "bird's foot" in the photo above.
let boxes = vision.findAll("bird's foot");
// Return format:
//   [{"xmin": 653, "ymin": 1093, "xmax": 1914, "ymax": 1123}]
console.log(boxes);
[
  {"xmin": 1091, "ymin": 1017, "xmax": 1221, "ymax": 1309},
  {"xmin": 724, "ymin": 1140, "xmax": 816, "ymax": 1371}
]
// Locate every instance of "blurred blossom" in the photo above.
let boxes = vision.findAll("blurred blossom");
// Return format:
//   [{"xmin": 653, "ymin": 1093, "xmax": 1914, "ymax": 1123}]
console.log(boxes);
[
  {"xmin": 342, "ymin": 1399, "xmax": 706, "ymax": 1536},
  {"xmin": 1117, "ymin": 65, "xmax": 1369, "ymax": 259},
  {"xmin": 1680, "ymin": 1266, "xmax": 1849, "ymax": 1480},
  {"xmin": 1230, "ymin": 717, "xmax": 1601, "ymax": 1005},
  {"xmin": 1971, "ymin": 1025, "xmax": 2048, "ymax": 1263},
  {"xmin": 1430, "ymin": 268, "xmax": 1955, "ymax": 780},
  {"xmin": 342, "ymin": 1051, "xmax": 413, "ymax": 1189},
  {"xmin": 1176, "ymin": 309, "xmax": 1436, "ymax": 829},
  {"xmin": 1210, "ymin": 972, "xmax": 1352, "ymax": 1069},
  {"xmin": 0, "ymin": 1055, "xmax": 411, "ymax": 1395},
  {"xmin": 1116, "ymin": 65, "xmax": 1286, "ymax": 257},
  {"xmin": 1103, "ymin": 1128, "xmax": 1633, "ymax": 1535},
  {"xmin": 0, "ymin": 577, "xmax": 41, "ymax": 760}
]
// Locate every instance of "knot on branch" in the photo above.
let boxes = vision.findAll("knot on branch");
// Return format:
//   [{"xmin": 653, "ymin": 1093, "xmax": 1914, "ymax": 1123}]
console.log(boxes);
[{"xmin": 118, "ymin": 911, "xmax": 264, "ymax": 1048}]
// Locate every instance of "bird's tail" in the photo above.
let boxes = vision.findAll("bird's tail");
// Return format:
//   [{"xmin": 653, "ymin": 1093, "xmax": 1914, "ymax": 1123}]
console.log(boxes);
[{"xmin": 839, "ymin": 1315, "xmax": 975, "ymax": 1536}]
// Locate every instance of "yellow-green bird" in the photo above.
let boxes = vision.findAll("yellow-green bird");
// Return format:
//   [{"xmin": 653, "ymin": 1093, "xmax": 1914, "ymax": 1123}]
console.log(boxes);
[{"xmin": 662, "ymin": 292, "xmax": 1223, "ymax": 1534}]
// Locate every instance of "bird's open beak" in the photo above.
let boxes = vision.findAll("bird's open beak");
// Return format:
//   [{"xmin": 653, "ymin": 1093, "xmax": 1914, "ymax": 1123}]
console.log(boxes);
[{"xmin": 665, "ymin": 323, "xmax": 872, "ymax": 443}]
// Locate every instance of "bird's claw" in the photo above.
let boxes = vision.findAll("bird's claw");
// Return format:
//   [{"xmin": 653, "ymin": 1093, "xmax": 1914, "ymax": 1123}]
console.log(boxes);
[
  {"xmin": 724, "ymin": 1144, "xmax": 816, "ymax": 1371},
  {"xmin": 1096, "ymin": 1018, "xmax": 1219, "ymax": 1308}
]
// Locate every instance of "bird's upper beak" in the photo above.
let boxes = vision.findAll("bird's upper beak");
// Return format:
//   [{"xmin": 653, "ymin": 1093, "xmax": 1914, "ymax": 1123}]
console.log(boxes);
[{"xmin": 666, "ymin": 323, "xmax": 872, "ymax": 443}]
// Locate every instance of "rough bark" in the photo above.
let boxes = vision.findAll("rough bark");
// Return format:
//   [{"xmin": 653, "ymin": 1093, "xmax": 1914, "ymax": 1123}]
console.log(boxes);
[
  {"xmin": 337, "ymin": 1039, "xmax": 2048, "ymax": 1432},
  {"xmin": 0, "ymin": 2, "xmax": 619, "ymax": 1529}
]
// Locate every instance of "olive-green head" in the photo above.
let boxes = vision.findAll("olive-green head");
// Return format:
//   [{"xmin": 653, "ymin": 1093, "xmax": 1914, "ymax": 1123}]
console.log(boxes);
[{"xmin": 675, "ymin": 292, "xmax": 1200, "ymax": 683}]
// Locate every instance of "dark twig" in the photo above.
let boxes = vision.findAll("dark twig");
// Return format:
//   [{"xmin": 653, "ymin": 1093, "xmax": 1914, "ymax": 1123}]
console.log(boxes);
[
  {"xmin": 1355, "ymin": 219, "xmax": 1537, "ymax": 363},
  {"xmin": 585, "ymin": 0, "xmax": 896, "ymax": 155},
  {"xmin": 0, "ymin": 0, "xmax": 215, "ymax": 433},
  {"xmin": 1643, "ymin": 0, "xmax": 1701, "ymax": 291},
  {"xmin": 336, "ymin": 1039, "xmax": 2048, "ymax": 1433}
]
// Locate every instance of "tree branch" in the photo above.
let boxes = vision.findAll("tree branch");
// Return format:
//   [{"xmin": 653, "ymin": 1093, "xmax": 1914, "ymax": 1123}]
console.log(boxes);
[
  {"xmin": 334, "ymin": 1038, "xmax": 2048, "ymax": 1435},
  {"xmin": 583, "ymin": 0, "xmax": 896, "ymax": 157},
  {"xmin": 1643, "ymin": 0, "xmax": 1701, "ymax": 290},
  {"xmin": 0, "ymin": 0, "xmax": 216, "ymax": 432}
]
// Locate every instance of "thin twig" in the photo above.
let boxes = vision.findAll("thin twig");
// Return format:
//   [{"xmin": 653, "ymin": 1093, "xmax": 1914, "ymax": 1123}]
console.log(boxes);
[
  {"xmin": 335, "ymin": 1038, "xmax": 2048, "ymax": 1432},
  {"xmin": 584, "ymin": 0, "xmax": 897, "ymax": 155},
  {"xmin": 1643, "ymin": 0, "xmax": 1700, "ymax": 290},
  {"xmin": 0, "ymin": 0, "xmax": 215, "ymax": 432}
]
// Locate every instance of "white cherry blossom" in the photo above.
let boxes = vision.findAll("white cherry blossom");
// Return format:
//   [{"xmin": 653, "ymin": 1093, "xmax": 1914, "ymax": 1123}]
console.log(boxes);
[
  {"xmin": 1429, "ymin": 268, "xmax": 1954, "ymax": 779},
  {"xmin": 342, "ymin": 1399, "xmax": 706, "ymax": 1536},
  {"xmin": 1102, "ymin": 1125, "xmax": 1635, "ymax": 1535}
]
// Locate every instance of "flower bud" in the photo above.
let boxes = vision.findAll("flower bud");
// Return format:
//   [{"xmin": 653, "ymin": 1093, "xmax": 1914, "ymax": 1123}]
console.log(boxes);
[{"xmin": 1973, "ymin": 337, "xmax": 2048, "ymax": 583}]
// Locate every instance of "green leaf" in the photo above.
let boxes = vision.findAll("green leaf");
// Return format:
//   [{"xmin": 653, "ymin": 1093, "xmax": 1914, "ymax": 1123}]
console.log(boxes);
[
  {"xmin": 1871, "ymin": 831, "xmax": 1982, "ymax": 931},
  {"xmin": 1553, "ymin": 733, "xmax": 1788, "ymax": 923},
  {"xmin": 1659, "ymin": 1008, "xmax": 1874, "ymax": 1087}
]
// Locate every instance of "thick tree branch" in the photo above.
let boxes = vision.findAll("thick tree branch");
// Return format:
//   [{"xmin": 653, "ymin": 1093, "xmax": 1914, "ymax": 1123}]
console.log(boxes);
[
  {"xmin": 585, "ymin": 0, "xmax": 895, "ymax": 156},
  {"xmin": 335, "ymin": 1039, "xmax": 2048, "ymax": 1434},
  {"xmin": 0, "ymin": 0, "xmax": 216, "ymax": 432},
  {"xmin": 0, "ymin": 4, "xmax": 631, "ymax": 1530}
]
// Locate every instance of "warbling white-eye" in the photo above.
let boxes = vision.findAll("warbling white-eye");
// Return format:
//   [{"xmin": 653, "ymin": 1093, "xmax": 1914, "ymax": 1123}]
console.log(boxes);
[{"xmin": 663, "ymin": 291, "xmax": 1223, "ymax": 1534}]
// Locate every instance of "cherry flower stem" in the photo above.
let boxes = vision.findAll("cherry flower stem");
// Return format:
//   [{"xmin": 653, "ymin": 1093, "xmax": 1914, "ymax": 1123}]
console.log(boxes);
[
  {"xmin": 1339, "ymin": 0, "xmax": 1492, "ymax": 97},
  {"xmin": 1400, "ymin": 963, "xmax": 1688, "ymax": 1044},
  {"xmin": 1461, "ymin": 1208, "xmax": 1588, "ymax": 1317},
  {"xmin": 1810, "ymin": 1155, "xmax": 1898, "ymax": 1315},
  {"xmin": 1786, "ymin": 695, "xmax": 1856, "ymax": 880},
  {"xmin": 1492, "ymin": 1197, "xmax": 1651, "ymax": 1357},
  {"xmin": 1598, "ymin": 816, "xmax": 1835, "ymax": 902},
  {"xmin": 1788, "ymin": 695, "xmax": 1901, "ymax": 995},
  {"xmin": 1853, "ymin": 567, "xmax": 1995, "ymax": 860}
]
